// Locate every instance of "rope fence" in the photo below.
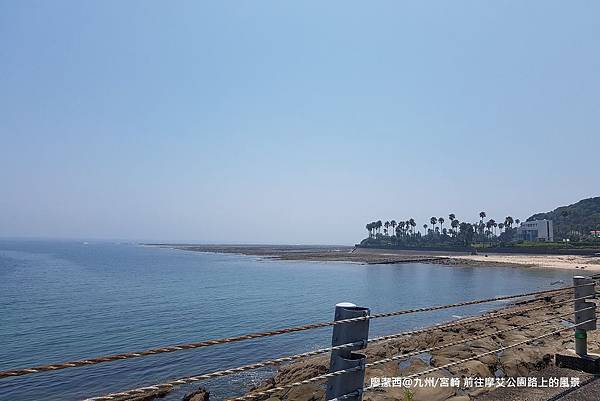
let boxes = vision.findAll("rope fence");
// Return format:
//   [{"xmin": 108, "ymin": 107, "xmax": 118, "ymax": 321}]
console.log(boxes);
[
  {"xmin": 2, "ymin": 281, "xmax": 596, "ymax": 401},
  {"xmin": 0, "ymin": 284, "xmax": 588, "ymax": 380},
  {"xmin": 226, "ymin": 309, "xmax": 595, "ymax": 401},
  {"xmin": 325, "ymin": 316, "xmax": 599, "ymax": 401},
  {"xmin": 80, "ymin": 294, "xmax": 594, "ymax": 401}
]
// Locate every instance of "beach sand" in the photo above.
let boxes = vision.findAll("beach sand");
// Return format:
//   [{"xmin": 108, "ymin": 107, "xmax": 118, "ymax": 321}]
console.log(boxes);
[{"xmin": 448, "ymin": 253, "xmax": 600, "ymax": 272}]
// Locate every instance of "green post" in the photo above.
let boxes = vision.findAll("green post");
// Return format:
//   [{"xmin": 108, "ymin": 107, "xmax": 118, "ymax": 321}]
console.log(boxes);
[{"xmin": 573, "ymin": 276, "xmax": 596, "ymax": 357}]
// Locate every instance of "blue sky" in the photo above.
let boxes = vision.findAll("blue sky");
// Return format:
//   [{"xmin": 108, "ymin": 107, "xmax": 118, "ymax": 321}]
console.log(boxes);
[{"xmin": 1, "ymin": 1, "xmax": 599, "ymax": 244}]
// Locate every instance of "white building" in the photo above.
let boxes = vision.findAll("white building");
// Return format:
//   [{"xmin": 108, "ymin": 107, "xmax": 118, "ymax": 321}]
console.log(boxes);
[{"xmin": 517, "ymin": 219, "xmax": 554, "ymax": 241}]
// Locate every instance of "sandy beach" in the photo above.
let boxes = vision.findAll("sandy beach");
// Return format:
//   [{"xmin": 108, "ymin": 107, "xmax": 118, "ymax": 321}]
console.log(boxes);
[{"xmin": 450, "ymin": 253, "xmax": 600, "ymax": 272}]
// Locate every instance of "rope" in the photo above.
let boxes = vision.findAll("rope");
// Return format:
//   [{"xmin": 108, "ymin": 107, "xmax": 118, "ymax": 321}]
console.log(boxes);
[
  {"xmin": 80, "ymin": 339, "xmax": 365, "ymax": 401},
  {"xmin": 361, "ymin": 317, "xmax": 598, "ymax": 395},
  {"xmin": 225, "ymin": 309, "xmax": 595, "ymax": 401},
  {"xmin": 327, "ymin": 318, "xmax": 599, "ymax": 401},
  {"xmin": 1, "ymin": 284, "xmax": 585, "ymax": 380},
  {"xmin": 329, "ymin": 315, "xmax": 598, "ymax": 401},
  {"xmin": 81, "ymin": 295, "xmax": 591, "ymax": 401},
  {"xmin": 366, "ymin": 307, "xmax": 595, "ymax": 369}
]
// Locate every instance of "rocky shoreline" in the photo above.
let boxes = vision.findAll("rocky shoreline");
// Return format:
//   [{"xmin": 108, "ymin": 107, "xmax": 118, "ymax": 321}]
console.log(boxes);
[
  {"xmin": 138, "ymin": 244, "xmax": 600, "ymax": 401},
  {"xmin": 133, "ymin": 290, "xmax": 598, "ymax": 401},
  {"xmin": 152, "ymin": 244, "xmax": 521, "ymax": 268},
  {"xmin": 241, "ymin": 291, "xmax": 599, "ymax": 401},
  {"xmin": 154, "ymin": 244, "xmax": 600, "ymax": 271}
]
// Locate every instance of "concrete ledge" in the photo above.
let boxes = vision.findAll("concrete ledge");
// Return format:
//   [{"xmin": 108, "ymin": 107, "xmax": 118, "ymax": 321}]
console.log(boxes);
[{"xmin": 555, "ymin": 351, "xmax": 600, "ymax": 374}]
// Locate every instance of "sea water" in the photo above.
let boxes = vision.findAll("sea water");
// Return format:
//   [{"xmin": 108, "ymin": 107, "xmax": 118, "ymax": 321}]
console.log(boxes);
[{"xmin": 0, "ymin": 240, "xmax": 574, "ymax": 400}]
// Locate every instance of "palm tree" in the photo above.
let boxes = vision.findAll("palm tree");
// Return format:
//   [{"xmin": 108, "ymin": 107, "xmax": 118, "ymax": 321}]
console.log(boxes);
[
  {"xmin": 479, "ymin": 211, "xmax": 486, "ymax": 223},
  {"xmin": 376, "ymin": 220, "xmax": 382, "ymax": 235},
  {"xmin": 438, "ymin": 217, "xmax": 445, "ymax": 233},
  {"xmin": 430, "ymin": 217, "xmax": 438, "ymax": 233},
  {"xmin": 409, "ymin": 218, "xmax": 416, "ymax": 235},
  {"xmin": 423, "ymin": 224, "xmax": 428, "ymax": 235},
  {"xmin": 365, "ymin": 223, "xmax": 372, "ymax": 238},
  {"xmin": 515, "ymin": 218, "xmax": 521, "ymax": 227},
  {"xmin": 449, "ymin": 213, "xmax": 456, "ymax": 222},
  {"xmin": 390, "ymin": 220, "xmax": 397, "ymax": 237},
  {"xmin": 478, "ymin": 221, "xmax": 485, "ymax": 235},
  {"xmin": 498, "ymin": 222, "xmax": 505, "ymax": 233},
  {"xmin": 384, "ymin": 221, "xmax": 390, "ymax": 236},
  {"xmin": 451, "ymin": 219, "xmax": 459, "ymax": 237},
  {"xmin": 458, "ymin": 222, "xmax": 474, "ymax": 246},
  {"xmin": 486, "ymin": 220, "xmax": 494, "ymax": 238},
  {"xmin": 504, "ymin": 216, "xmax": 514, "ymax": 229},
  {"xmin": 398, "ymin": 221, "xmax": 405, "ymax": 236}
]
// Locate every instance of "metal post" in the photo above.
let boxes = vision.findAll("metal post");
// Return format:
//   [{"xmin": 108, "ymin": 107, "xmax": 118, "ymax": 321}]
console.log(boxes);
[
  {"xmin": 573, "ymin": 276, "xmax": 596, "ymax": 356},
  {"xmin": 326, "ymin": 302, "xmax": 370, "ymax": 401}
]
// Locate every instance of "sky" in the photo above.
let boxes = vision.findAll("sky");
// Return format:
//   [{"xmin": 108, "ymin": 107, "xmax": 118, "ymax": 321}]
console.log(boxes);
[{"xmin": 1, "ymin": 1, "xmax": 599, "ymax": 244}]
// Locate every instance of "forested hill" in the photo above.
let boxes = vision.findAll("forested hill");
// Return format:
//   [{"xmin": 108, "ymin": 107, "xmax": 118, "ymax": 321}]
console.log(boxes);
[{"xmin": 528, "ymin": 196, "xmax": 600, "ymax": 238}]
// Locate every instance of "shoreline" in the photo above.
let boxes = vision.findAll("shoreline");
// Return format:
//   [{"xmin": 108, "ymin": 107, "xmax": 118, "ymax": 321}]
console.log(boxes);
[
  {"xmin": 242, "ymin": 290, "xmax": 600, "ymax": 401},
  {"xmin": 138, "ymin": 244, "xmax": 600, "ymax": 401},
  {"xmin": 151, "ymin": 244, "xmax": 600, "ymax": 272}
]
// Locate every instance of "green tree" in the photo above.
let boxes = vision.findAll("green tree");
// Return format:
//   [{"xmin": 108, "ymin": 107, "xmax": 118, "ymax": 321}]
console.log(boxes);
[
  {"xmin": 430, "ymin": 217, "xmax": 438, "ymax": 233},
  {"xmin": 560, "ymin": 210, "xmax": 569, "ymax": 237},
  {"xmin": 390, "ymin": 220, "xmax": 397, "ymax": 237},
  {"xmin": 478, "ymin": 221, "xmax": 485, "ymax": 236},
  {"xmin": 409, "ymin": 218, "xmax": 416, "ymax": 235},
  {"xmin": 459, "ymin": 222, "xmax": 474, "ymax": 246},
  {"xmin": 438, "ymin": 217, "xmax": 445, "ymax": 233},
  {"xmin": 451, "ymin": 219, "xmax": 459, "ymax": 237},
  {"xmin": 398, "ymin": 221, "xmax": 405, "ymax": 236}
]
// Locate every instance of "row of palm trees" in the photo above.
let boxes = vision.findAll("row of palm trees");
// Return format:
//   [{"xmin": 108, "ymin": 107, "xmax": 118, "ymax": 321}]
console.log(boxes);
[{"xmin": 366, "ymin": 212, "xmax": 522, "ymax": 240}]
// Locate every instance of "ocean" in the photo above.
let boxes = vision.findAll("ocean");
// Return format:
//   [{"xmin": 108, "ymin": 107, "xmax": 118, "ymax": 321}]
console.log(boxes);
[{"xmin": 0, "ymin": 239, "xmax": 574, "ymax": 401}]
